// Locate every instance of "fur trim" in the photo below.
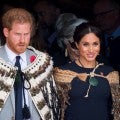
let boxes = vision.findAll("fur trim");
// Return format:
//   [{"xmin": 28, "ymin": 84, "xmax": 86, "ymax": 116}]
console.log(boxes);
[
  {"xmin": 54, "ymin": 67, "xmax": 120, "ymax": 120},
  {"xmin": 0, "ymin": 46, "xmax": 59, "ymax": 120}
]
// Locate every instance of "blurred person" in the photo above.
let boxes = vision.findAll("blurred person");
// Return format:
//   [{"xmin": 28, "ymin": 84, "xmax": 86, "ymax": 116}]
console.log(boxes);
[
  {"xmin": 54, "ymin": 22, "xmax": 120, "ymax": 120},
  {"xmin": 0, "ymin": 8, "xmax": 59, "ymax": 120},
  {"xmin": 30, "ymin": 11, "xmax": 48, "ymax": 52},
  {"xmin": 55, "ymin": 13, "xmax": 77, "ymax": 33},
  {"xmin": 52, "ymin": 13, "xmax": 88, "ymax": 67},
  {"xmin": 33, "ymin": 0, "xmax": 61, "ymax": 50},
  {"xmin": 30, "ymin": 27, "xmax": 47, "ymax": 52},
  {"xmin": 93, "ymin": 0, "xmax": 120, "ymax": 72},
  {"xmin": 49, "ymin": 13, "xmax": 78, "ymax": 59}
]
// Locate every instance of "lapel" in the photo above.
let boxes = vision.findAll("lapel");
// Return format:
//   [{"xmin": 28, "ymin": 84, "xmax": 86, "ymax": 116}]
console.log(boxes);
[
  {"xmin": 23, "ymin": 48, "xmax": 40, "ymax": 118},
  {"xmin": 26, "ymin": 48, "xmax": 36, "ymax": 65},
  {"xmin": 28, "ymin": 94, "xmax": 41, "ymax": 120}
]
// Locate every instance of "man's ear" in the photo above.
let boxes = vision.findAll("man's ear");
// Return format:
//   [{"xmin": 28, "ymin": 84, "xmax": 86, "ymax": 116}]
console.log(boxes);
[{"xmin": 3, "ymin": 28, "xmax": 9, "ymax": 37}]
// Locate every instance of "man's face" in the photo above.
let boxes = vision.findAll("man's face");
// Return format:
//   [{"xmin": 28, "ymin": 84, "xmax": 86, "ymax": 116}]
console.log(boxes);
[{"xmin": 3, "ymin": 22, "xmax": 31, "ymax": 54}]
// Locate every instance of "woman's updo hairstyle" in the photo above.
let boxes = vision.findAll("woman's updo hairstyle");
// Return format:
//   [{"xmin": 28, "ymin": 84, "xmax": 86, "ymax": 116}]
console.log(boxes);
[{"xmin": 73, "ymin": 22, "xmax": 103, "ymax": 44}]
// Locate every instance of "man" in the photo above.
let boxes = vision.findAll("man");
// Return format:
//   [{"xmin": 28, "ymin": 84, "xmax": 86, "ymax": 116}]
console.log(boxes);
[
  {"xmin": 93, "ymin": 0, "xmax": 120, "ymax": 72},
  {"xmin": 0, "ymin": 8, "xmax": 59, "ymax": 120}
]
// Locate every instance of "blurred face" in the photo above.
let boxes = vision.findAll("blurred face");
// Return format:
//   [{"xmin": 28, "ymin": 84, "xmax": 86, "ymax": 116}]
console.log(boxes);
[
  {"xmin": 93, "ymin": 1, "xmax": 119, "ymax": 33},
  {"xmin": 3, "ymin": 22, "xmax": 31, "ymax": 54},
  {"xmin": 76, "ymin": 33, "xmax": 100, "ymax": 63},
  {"xmin": 35, "ymin": 2, "xmax": 59, "ymax": 27}
]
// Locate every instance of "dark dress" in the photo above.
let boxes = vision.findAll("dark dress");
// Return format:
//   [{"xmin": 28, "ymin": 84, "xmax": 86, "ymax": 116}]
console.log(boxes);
[{"xmin": 59, "ymin": 61, "xmax": 113, "ymax": 120}]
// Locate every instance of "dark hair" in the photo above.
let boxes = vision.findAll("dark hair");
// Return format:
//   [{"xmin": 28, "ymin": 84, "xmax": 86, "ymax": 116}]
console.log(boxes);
[{"xmin": 73, "ymin": 22, "xmax": 102, "ymax": 44}]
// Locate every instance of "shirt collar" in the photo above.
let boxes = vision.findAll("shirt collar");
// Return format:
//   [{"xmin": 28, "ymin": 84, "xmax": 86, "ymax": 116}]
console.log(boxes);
[{"xmin": 5, "ymin": 44, "xmax": 26, "ymax": 64}]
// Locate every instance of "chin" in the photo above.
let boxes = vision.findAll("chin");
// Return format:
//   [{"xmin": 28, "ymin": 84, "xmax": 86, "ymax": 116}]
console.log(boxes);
[
  {"xmin": 87, "ymin": 58, "xmax": 95, "ymax": 61},
  {"xmin": 16, "ymin": 48, "xmax": 26, "ymax": 54}
]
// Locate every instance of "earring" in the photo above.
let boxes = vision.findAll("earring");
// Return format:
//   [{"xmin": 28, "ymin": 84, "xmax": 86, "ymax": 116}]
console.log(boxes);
[{"xmin": 65, "ymin": 48, "xmax": 68, "ymax": 57}]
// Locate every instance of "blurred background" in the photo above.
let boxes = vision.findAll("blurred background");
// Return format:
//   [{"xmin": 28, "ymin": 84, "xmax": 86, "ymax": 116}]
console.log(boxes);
[{"xmin": 0, "ymin": 0, "xmax": 99, "ymax": 20}]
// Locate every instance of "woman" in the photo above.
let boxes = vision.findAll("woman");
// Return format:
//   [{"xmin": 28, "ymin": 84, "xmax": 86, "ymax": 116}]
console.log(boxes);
[{"xmin": 54, "ymin": 23, "xmax": 120, "ymax": 120}]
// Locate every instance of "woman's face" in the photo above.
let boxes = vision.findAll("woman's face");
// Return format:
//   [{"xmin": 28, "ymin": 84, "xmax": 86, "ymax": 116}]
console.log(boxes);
[{"xmin": 76, "ymin": 33, "xmax": 100, "ymax": 62}]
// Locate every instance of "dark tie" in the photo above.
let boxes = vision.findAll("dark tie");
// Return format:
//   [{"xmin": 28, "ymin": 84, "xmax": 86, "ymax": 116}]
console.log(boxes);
[
  {"xmin": 14, "ymin": 56, "xmax": 23, "ymax": 120},
  {"xmin": 14, "ymin": 56, "xmax": 31, "ymax": 120}
]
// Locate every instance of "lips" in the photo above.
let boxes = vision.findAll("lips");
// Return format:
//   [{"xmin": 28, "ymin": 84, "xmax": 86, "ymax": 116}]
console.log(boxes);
[
  {"xmin": 18, "ymin": 44, "xmax": 25, "ymax": 46},
  {"xmin": 87, "ymin": 54, "xmax": 95, "ymax": 58}
]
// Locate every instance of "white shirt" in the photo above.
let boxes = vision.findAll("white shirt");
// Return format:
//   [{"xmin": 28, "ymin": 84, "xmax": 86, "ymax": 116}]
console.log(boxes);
[{"xmin": 5, "ymin": 44, "xmax": 27, "ymax": 69}]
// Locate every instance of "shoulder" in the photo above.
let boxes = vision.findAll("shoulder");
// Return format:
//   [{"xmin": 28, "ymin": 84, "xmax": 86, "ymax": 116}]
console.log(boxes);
[
  {"xmin": 0, "ymin": 45, "xmax": 4, "ymax": 50},
  {"xmin": 59, "ymin": 61, "xmax": 77, "ymax": 70},
  {"xmin": 107, "ymin": 71, "xmax": 119, "ymax": 84},
  {"xmin": 53, "ymin": 61, "xmax": 80, "ymax": 83},
  {"xmin": 98, "ymin": 64, "xmax": 115, "ymax": 75},
  {"xmin": 0, "ymin": 46, "xmax": 5, "ymax": 54},
  {"xmin": 98, "ymin": 64, "xmax": 119, "ymax": 83},
  {"xmin": 101, "ymin": 64, "xmax": 119, "ymax": 84},
  {"xmin": 24, "ymin": 46, "xmax": 53, "ymax": 72},
  {"xmin": 27, "ymin": 46, "xmax": 52, "ymax": 61}
]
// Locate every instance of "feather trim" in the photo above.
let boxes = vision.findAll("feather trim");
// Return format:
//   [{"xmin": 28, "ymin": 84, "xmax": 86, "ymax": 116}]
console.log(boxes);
[
  {"xmin": 54, "ymin": 67, "xmax": 120, "ymax": 120},
  {"xmin": 107, "ymin": 71, "xmax": 120, "ymax": 120}
]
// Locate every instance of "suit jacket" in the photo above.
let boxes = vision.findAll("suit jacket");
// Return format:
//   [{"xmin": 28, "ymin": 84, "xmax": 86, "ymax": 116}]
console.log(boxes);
[{"xmin": 0, "ymin": 46, "xmax": 41, "ymax": 120}]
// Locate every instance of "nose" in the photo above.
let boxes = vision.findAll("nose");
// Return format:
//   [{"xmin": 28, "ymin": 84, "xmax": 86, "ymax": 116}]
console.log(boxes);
[
  {"xmin": 89, "ymin": 46, "xmax": 93, "ymax": 52},
  {"xmin": 19, "ymin": 35, "xmax": 25, "ymax": 43}
]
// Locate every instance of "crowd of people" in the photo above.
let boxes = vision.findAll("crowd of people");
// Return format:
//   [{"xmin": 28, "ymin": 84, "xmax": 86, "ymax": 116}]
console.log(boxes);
[{"xmin": 0, "ymin": 0, "xmax": 119, "ymax": 120}]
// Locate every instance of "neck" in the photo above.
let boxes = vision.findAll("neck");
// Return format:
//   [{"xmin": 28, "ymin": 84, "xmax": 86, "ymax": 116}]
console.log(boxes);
[{"xmin": 78, "ymin": 59, "xmax": 97, "ymax": 68}]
